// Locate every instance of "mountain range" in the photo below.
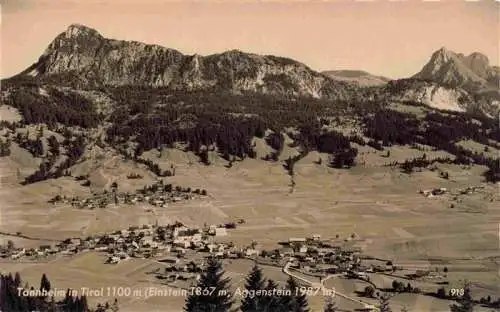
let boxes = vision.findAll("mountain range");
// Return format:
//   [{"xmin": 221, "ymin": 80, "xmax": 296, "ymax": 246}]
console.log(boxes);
[
  {"xmin": 4, "ymin": 23, "xmax": 499, "ymax": 114},
  {"xmin": 19, "ymin": 24, "xmax": 355, "ymax": 100},
  {"xmin": 1, "ymin": 23, "xmax": 498, "ymax": 188}
]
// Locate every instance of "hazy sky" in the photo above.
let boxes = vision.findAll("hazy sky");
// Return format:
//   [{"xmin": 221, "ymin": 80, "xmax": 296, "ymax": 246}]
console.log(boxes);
[{"xmin": 1, "ymin": 0, "xmax": 499, "ymax": 79}]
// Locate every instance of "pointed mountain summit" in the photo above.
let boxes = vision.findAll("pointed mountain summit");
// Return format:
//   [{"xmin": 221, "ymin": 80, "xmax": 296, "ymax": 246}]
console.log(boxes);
[
  {"xmin": 413, "ymin": 47, "xmax": 499, "ymax": 92},
  {"xmin": 16, "ymin": 23, "xmax": 356, "ymax": 99}
]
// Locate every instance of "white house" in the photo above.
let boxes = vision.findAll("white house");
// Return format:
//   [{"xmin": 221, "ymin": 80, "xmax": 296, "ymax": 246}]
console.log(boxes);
[
  {"xmin": 108, "ymin": 256, "xmax": 120, "ymax": 264},
  {"xmin": 311, "ymin": 234, "xmax": 321, "ymax": 241},
  {"xmin": 214, "ymin": 228, "xmax": 227, "ymax": 237},
  {"xmin": 173, "ymin": 226, "xmax": 190, "ymax": 238},
  {"xmin": 245, "ymin": 248, "xmax": 259, "ymax": 256}
]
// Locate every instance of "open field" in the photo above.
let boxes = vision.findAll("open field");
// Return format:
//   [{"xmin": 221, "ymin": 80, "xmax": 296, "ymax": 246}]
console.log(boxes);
[{"xmin": 1, "ymin": 146, "xmax": 499, "ymax": 311}]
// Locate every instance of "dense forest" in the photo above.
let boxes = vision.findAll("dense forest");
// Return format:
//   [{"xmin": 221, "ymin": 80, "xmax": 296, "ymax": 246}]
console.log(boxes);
[
  {"xmin": 3, "ymin": 84, "xmax": 102, "ymax": 128},
  {"xmin": 1, "ymin": 79, "xmax": 499, "ymax": 183}
]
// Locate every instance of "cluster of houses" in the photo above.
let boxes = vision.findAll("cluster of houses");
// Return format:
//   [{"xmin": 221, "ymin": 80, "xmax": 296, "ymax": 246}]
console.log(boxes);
[
  {"xmin": 252, "ymin": 234, "xmax": 397, "ymax": 280},
  {"xmin": 274, "ymin": 235, "xmax": 367, "ymax": 275},
  {"xmin": 0, "ymin": 221, "xmax": 233, "ymax": 263},
  {"xmin": 419, "ymin": 184, "xmax": 492, "ymax": 201},
  {"xmin": 156, "ymin": 258, "xmax": 205, "ymax": 282},
  {"xmin": 0, "ymin": 243, "xmax": 60, "ymax": 260},
  {"xmin": 48, "ymin": 180, "xmax": 207, "ymax": 209},
  {"xmin": 419, "ymin": 187, "xmax": 448, "ymax": 198},
  {"xmin": 456, "ymin": 185, "xmax": 485, "ymax": 195}
]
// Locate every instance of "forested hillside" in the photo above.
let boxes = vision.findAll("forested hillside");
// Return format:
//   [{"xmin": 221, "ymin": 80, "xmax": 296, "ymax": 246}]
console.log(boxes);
[{"xmin": 1, "ymin": 73, "xmax": 498, "ymax": 185}]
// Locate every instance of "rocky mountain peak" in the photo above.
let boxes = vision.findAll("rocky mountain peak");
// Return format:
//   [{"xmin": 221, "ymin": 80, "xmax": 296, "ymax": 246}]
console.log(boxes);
[
  {"xmin": 413, "ymin": 47, "xmax": 498, "ymax": 92},
  {"xmin": 17, "ymin": 23, "xmax": 356, "ymax": 99},
  {"xmin": 63, "ymin": 23, "xmax": 102, "ymax": 39},
  {"xmin": 428, "ymin": 47, "xmax": 459, "ymax": 66}
]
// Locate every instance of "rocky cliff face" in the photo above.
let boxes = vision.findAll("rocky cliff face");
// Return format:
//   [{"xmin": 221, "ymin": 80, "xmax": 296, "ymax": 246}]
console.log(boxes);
[
  {"xmin": 22, "ymin": 24, "xmax": 355, "ymax": 99},
  {"xmin": 413, "ymin": 47, "xmax": 499, "ymax": 92},
  {"xmin": 393, "ymin": 83, "xmax": 468, "ymax": 112}
]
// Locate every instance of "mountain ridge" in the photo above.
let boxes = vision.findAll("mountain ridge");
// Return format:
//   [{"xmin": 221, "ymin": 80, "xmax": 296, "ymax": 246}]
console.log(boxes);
[
  {"xmin": 6, "ymin": 24, "xmax": 499, "ymax": 116},
  {"xmin": 19, "ymin": 24, "xmax": 356, "ymax": 100}
]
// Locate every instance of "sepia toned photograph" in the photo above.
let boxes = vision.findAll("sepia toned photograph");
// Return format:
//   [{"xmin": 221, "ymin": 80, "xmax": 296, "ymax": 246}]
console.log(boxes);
[{"xmin": 0, "ymin": 0, "xmax": 499, "ymax": 311}]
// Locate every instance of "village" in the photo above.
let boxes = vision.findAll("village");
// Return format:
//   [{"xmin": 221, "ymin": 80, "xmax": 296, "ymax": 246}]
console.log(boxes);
[
  {"xmin": 47, "ymin": 179, "xmax": 208, "ymax": 209},
  {"xmin": 3, "ymin": 218, "xmax": 498, "ymax": 311},
  {"xmin": 0, "ymin": 219, "xmax": 400, "ymax": 285},
  {"xmin": 0, "ymin": 221, "xmax": 231, "ymax": 263}
]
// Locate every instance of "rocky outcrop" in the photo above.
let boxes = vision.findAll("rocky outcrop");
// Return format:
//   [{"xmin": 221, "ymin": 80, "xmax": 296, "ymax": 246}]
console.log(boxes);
[
  {"xmin": 413, "ymin": 47, "xmax": 499, "ymax": 92},
  {"xmin": 384, "ymin": 79, "xmax": 473, "ymax": 112},
  {"xmin": 21, "ymin": 24, "xmax": 356, "ymax": 99}
]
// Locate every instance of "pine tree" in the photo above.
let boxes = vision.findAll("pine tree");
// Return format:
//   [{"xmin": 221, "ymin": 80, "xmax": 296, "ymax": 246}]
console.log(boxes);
[
  {"xmin": 48, "ymin": 135, "xmax": 60, "ymax": 156},
  {"xmin": 14, "ymin": 271, "xmax": 22, "ymax": 288},
  {"xmin": 261, "ymin": 279, "xmax": 282, "ymax": 312},
  {"xmin": 40, "ymin": 273, "xmax": 51, "ymax": 293},
  {"xmin": 281, "ymin": 276, "xmax": 309, "ymax": 312},
  {"xmin": 379, "ymin": 294, "xmax": 392, "ymax": 312},
  {"xmin": 279, "ymin": 284, "xmax": 293, "ymax": 312},
  {"xmin": 450, "ymin": 283, "xmax": 474, "ymax": 312},
  {"xmin": 111, "ymin": 298, "xmax": 119, "ymax": 312},
  {"xmin": 241, "ymin": 265, "xmax": 266, "ymax": 312},
  {"xmin": 81, "ymin": 295, "xmax": 89, "ymax": 312},
  {"xmin": 184, "ymin": 257, "xmax": 233, "ymax": 312},
  {"xmin": 49, "ymin": 296, "xmax": 57, "ymax": 312},
  {"xmin": 324, "ymin": 297, "xmax": 337, "ymax": 312},
  {"xmin": 73, "ymin": 296, "xmax": 83, "ymax": 312},
  {"xmin": 294, "ymin": 288, "xmax": 310, "ymax": 312},
  {"xmin": 63, "ymin": 289, "xmax": 74, "ymax": 309},
  {"xmin": 34, "ymin": 138, "xmax": 44, "ymax": 157}
]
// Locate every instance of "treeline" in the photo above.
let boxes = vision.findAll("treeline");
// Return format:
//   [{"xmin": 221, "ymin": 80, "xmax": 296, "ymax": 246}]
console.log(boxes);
[
  {"xmin": 391, "ymin": 154, "xmax": 454, "ymax": 174},
  {"xmin": 105, "ymin": 87, "xmax": 354, "ymax": 161},
  {"xmin": 15, "ymin": 135, "xmax": 44, "ymax": 157},
  {"xmin": 185, "ymin": 258, "xmax": 311, "ymax": 312},
  {"xmin": 364, "ymin": 109, "xmax": 498, "ymax": 149},
  {"xmin": 0, "ymin": 272, "xmax": 118, "ymax": 312},
  {"xmin": 3, "ymin": 85, "xmax": 101, "ymax": 128},
  {"xmin": 108, "ymin": 115, "xmax": 264, "ymax": 163},
  {"xmin": 119, "ymin": 149, "xmax": 175, "ymax": 177},
  {"xmin": 291, "ymin": 124, "xmax": 359, "ymax": 169},
  {"xmin": 363, "ymin": 108, "xmax": 499, "ymax": 182},
  {"xmin": 21, "ymin": 135, "xmax": 86, "ymax": 185},
  {"xmin": 5, "ymin": 81, "xmax": 499, "ymax": 182}
]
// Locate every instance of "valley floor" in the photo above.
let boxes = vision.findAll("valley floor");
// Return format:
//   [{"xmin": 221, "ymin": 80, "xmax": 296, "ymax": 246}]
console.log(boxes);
[{"xmin": 1, "ymin": 150, "xmax": 499, "ymax": 311}]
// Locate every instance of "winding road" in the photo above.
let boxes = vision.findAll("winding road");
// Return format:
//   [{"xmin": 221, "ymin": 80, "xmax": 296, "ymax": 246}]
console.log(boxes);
[{"xmin": 282, "ymin": 259, "xmax": 379, "ymax": 311}]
